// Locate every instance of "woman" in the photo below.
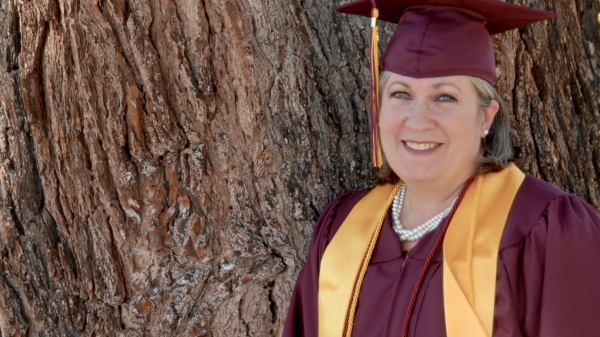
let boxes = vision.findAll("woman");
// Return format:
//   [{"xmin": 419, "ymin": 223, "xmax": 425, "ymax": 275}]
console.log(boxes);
[{"xmin": 283, "ymin": 0, "xmax": 600, "ymax": 336}]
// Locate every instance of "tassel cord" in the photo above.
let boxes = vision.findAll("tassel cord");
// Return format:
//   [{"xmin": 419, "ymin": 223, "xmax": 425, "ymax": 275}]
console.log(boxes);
[
  {"xmin": 344, "ymin": 182, "xmax": 402, "ymax": 337},
  {"xmin": 401, "ymin": 178, "xmax": 475, "ymax": 337},
  {"xmin": 466, "ymin": 176, "xmax": 483, "ymax": 307}
]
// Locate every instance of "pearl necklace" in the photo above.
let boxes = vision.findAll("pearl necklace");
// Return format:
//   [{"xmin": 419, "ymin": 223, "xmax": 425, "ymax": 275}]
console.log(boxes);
[{"xmin": 392, "ymin": 184, "xmax": 458, "ymax": 242}]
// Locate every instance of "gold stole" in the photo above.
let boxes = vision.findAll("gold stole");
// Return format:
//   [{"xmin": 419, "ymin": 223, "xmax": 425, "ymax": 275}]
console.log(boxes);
[{"xmin": 318, "ymin": 164, "xmax": 525, "ymax": 337}]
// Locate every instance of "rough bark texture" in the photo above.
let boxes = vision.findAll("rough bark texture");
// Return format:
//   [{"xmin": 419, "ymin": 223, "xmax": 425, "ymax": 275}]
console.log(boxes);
[{"xmin": 0, "ymin": 0, "xmax": 597, "ymax": 336}]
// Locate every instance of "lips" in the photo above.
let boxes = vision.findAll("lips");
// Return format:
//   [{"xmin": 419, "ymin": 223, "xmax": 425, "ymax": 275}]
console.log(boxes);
[{"xmin": 405, "ymin": 141, "xmax": 441, "ymax": 151}]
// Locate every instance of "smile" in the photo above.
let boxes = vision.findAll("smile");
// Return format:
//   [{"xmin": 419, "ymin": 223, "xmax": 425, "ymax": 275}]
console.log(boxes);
[{"xmin": 405, "ymin": 142, "xmax": 441, "ymax": 151}]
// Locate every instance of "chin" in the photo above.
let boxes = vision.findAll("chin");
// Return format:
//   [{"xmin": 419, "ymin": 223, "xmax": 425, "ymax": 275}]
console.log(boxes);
[{"xmin": 392, "ymin": 165, "xmax": 442, "ymax": 183}]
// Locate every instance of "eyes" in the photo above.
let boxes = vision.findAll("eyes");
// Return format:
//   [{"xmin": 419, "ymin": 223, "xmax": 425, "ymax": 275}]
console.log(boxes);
[
  {"xmin": 436, "ymin": 94, "xmax": 458, "ymax": 102},
  {"xmin": 391, "ymin": 91, "xmax": 411, "ymax": 99},
  {"xmin": 390, "ymin": 91, "xmax": 458, "ymax": 103}
]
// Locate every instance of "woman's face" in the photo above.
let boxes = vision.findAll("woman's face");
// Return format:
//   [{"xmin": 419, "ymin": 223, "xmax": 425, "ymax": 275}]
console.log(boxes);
[{"xmin": 379, "ymin": 73, "xmax": 498, "ymax": 186}]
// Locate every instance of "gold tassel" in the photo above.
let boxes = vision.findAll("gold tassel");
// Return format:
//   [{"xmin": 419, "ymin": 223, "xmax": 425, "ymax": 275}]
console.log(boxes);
[{"xmin": 370, "ymin": 7, "xmax": 383, "ymax": 167}]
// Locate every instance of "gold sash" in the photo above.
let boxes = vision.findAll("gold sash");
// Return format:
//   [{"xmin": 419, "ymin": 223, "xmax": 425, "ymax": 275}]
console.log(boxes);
[
  {"xmin": 443, "ymin": 163, "xmax": 524, "ymax": 337},
  {"xmin": 318, "ymin": 164, "xmax": 524, "ymax": 337},
  {"xmin": 318, "ymin": 183, "xmax": 400, "ymax": 337}
]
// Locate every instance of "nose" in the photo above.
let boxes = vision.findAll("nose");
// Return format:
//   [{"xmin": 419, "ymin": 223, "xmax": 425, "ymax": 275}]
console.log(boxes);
[{"xmin": 404, "ymin": 100, "xmax": 436, "ymax": 131}]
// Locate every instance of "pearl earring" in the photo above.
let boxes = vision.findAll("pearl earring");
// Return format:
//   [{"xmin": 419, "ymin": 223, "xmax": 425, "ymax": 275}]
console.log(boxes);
[{"xmin": 483, "ymin": 130, "xmax": 489, "ymax": 136}]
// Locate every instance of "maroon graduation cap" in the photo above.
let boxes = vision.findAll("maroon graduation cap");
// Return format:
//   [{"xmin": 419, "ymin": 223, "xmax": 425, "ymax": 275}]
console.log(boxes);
[{"xmin": 335, "ymin": 0, "xmax": 556, "ymax": 167}]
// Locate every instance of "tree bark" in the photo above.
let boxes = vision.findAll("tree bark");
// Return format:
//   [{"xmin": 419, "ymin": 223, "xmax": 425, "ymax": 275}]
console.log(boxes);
[{"xmin": 0, "ymin": 0, "xmax": 597, "ymax": 336}]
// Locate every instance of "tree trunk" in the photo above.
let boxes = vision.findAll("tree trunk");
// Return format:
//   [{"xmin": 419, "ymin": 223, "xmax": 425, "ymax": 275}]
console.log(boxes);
[{"xmin": 0, "ymin": 0, "xmax": 597, "ymax": 336}]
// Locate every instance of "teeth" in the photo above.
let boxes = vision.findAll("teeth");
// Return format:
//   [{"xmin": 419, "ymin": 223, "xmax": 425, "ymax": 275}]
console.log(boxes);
[{"xmin": 406, "ymin": 142, "xmax": 439, "ymax": 151}]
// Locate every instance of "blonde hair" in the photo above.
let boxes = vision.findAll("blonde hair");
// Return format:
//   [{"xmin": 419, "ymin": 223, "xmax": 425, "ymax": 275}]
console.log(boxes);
[{"xmin": 375, "ymin": 72, "xmax": 512, "ymax": 185}]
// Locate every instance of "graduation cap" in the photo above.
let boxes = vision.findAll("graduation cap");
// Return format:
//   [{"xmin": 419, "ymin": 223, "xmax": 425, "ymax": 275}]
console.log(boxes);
[{"xmin": 335, "ymin": 0, "xmax": 556, "ymax": 167}]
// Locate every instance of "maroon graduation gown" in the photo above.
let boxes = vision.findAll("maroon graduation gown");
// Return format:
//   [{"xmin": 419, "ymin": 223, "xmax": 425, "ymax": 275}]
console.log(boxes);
[{"xmin": 283, "ymin": 175, "xmax": 600, "ymax": 337}]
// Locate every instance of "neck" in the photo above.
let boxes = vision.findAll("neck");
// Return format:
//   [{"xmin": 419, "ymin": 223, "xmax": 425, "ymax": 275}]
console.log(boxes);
[
  {"xmin": 400, "ymin": 177, "xmax": 469, "ymax": 231},
  {"xmin": 404, "ymin": 179, "xmax": 466, "ymax": 205}
]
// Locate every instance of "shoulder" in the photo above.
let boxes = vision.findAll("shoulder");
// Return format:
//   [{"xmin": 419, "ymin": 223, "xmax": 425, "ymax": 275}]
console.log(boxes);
[
  {"xmin": 283, "ymin": 189, "xmax": 371, "ymax": 337},
  {"xmin": 499, "ymin": 175, "xmax": 600, "ymax": 249},
  {"xmin": 312, "ymin": 189, "xmax": 370, "ymax": 246}
]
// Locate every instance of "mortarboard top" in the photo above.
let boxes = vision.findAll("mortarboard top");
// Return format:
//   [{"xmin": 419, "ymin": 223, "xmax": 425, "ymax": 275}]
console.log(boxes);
[
  {"xmin": 335, "ymin": 0, "xmax": 556, "ymax": 167},
  {"xmin": 336, "ymin": 0, "xmax": 557, "ymax": 35}
]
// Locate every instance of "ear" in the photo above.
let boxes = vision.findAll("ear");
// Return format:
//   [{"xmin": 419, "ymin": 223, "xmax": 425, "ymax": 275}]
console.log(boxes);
[{"xmin": 481, "ymin": 99, "xmax": 499, "ymax": 137}]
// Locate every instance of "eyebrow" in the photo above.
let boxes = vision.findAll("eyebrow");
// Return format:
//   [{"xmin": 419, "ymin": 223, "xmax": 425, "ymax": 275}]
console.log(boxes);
[
  {"xmin": 432, "ymin": 82, "xmax": 462, "ymax": 92},
  {"xmin": 389, "ymin": 80, "xmax": 462, "ymax": 92}
]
